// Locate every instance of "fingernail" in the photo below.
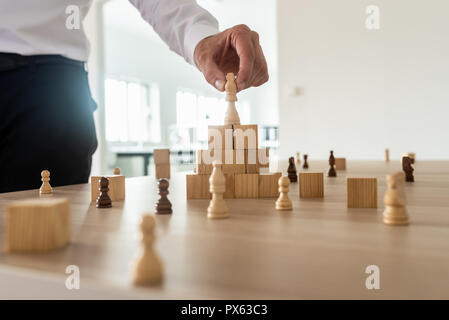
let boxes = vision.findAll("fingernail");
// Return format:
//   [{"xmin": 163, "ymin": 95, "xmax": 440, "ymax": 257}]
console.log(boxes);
[{"xmin": 215, "ymin": 80, "xmax": 224, "ymax": 91}]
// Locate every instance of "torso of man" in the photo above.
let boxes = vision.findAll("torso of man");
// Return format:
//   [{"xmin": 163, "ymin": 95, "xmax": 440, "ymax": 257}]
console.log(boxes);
[{"xmin": 0, "ymin": 0, "xmax": 92, "ymax": 61}]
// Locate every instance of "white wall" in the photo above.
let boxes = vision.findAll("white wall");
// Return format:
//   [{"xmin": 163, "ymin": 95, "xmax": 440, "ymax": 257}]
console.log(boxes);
[{"xmin": 278, "ymin": 0, "xmax": 449, "ymax": 160}]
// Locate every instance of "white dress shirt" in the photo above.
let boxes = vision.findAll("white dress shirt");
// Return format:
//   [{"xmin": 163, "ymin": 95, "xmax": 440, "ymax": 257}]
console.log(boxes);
[{"xmin": 0, "ymin": 0, "xmax": 219, "ymax": 65}]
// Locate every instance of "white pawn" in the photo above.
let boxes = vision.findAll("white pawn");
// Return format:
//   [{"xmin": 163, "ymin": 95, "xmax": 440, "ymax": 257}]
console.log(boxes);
[
  {"xmin": 207, "ymin": 161, "xmax": 229, "ymax": 219},
  {"xmin": 40, "ymin": 170, "xmax": 53, "ymax": 194},
  {"xmin": 295, "ymin": 152, "xmax": 301, "ymax": 166},
  {"xmin": 383, "ymin": 173, "xmax": 409, "ymax": 225},
  {"xmin": 224, "ymin": 73, "xmax": 240, "ymax": 126},
  {"xmin": 275, "ymin": 176, "xmax": 293, "ymax": 210},
  {"xmin": 131, "ymin": 214, "xmax": 163, "ymax": 285}
]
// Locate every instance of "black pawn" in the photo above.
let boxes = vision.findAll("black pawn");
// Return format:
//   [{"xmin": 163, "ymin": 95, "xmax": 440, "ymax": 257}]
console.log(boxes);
[
  {"xmin": 303, "ymin": 154, "xmax": 309, "ymax": 169},
  {"xmin": 287, "ymin": 157, "xmax": 298, "ymax": 182},
  {"xmin": 97, "ymin": 177, "xmax": 112, "ymax": 208},
  {"xmin": 328, "ymin": 150, "xmax": 337, "ymax": 177},
  {"xmin": 155, "ymin": 179, "xmax": 172, "ymax": 214},
  {"xmin": 402, "ymin": 156, "xmax": 414, "ymax": 182}
]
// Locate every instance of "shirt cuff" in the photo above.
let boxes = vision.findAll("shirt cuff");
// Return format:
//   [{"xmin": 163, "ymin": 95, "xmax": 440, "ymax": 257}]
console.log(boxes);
[{"xmin": 184, "ymin": 23, "xmax": 220, "ymax": 66}]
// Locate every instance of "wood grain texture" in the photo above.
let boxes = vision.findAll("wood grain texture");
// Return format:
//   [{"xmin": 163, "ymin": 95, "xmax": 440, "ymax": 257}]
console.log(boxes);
[
  {"xmin": 153, "ymin": 149, "xmax": 170, "ymax": 165},
  {"xmin": 299, "ymin": 172, "xmax": 324, "ymax": 198},
  {"xmin": 258, "ymin": 173, "xmax": 282, "ymax": 198},
  {"xmin": 155, "ymin": 164, "xmax": 170, "ymax": 180},
  {"xmin": 186, "ymin": 174, "xmax": 211, "ymax": 199},
  {"xmin": 5, "ymin": 198, "xmax": 70, "ymax": 252},
  {"xmin": 223, "ymin": 174, "xmax": 235, "ymax": 199},
  {"xmin": 347, "ymin": 178, "xmax": 378, "ymax": 208},
  {"xmin": 335, "ymin": 158, "xmax": 346, "ymax": 170},
  {"xmin": 1, "ymin": 161, "xmax": 449, "ymax": 299},
  {"xmin": 234, "ymin": 173, "xmax": 259, "ymax": 198}
]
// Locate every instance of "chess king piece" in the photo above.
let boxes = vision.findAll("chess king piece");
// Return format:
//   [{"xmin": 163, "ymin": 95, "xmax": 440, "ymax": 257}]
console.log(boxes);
[
  {"xmin": 207, "ymin": 161, "xmax": 229, "ymax": 219},
  {"xmin": 96, "ymin": 177, "xmax": 112, "ymax": 208},
  {"xmin": 113, "ymin": 167, "xmax": 121, "ymax": 175},
  {"xmin": 296, "ymin": 152, "xmax": 301, "ymax": 165},
  {"xmin": 131, "ymin": 214, "xmax": 163, "ymax": 285},
  {"xmin": 275, "ymin": 176, "xmax": 293, "ymax": 210},
  {"xmin": 40, "ymin": 170, "xmax": 53, "ymax": 194},
  {"xmin": 223, "ymin": 72, "xmax": 240, "ymax": 125},
  {"xmin": 155, "ymin": 179, "xmax": 172, "ymax": 214},
  {"xmin": 383, "ymin": 173, "xmax": 409, "ymax": 225},
  {"xmin": 287, "ymin": 157, "xmax": 298, "ymax": 182},
  {"xmin": 328, "ymin": 150, "xmax": 337, "ymax": 177},
  {"xmin": 303, "ymin": 154, "xmax": 309, "ymax": 169},
  {"xmin": 402, "ymin": 156, "xmax": 414, "ymax": 182}
]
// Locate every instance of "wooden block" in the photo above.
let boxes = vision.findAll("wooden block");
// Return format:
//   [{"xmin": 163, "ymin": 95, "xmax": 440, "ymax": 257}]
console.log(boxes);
[
  {"xmin": 186, "ymin": 174, "xmax": 211, "ymax": 199},
  {"xmin": 222, "ymin": 149, "xmax": 245, "ymax": 174},
  {"xmin": 196, "ymin": 164, "xmax": 212, "ymax": 174},
  {"xmin": 246, "ymin": 148, "xmax": 269, "ymax": 173},
  {"xmin": 208, "ymin": 125, "xmax": 233, "ymax": 150},
  {"xmin": 347, "ymin": 178, "xmax": 378, "ymax": 208},
  {"xmin": 222, "ymin": 164, "xmax": 246, "ymax": 174},
  {"xmin": 335, "ymin": 158, "xmax": 346, "ymax": 170},
  {"xmin": 154, "ymin": 149, "xmax": 170, "ymax": 164},
  {"xmin": 299, "ymin": 172, "xmax": 324, "ymax": 198},
  {"xmin": 235, "ymin": 173, "xmax": 259, "ymax": 198},
  {"xmin": 91, "ymin": 175, "xmax": 126, "ymax": 202},
  {"xmin": 224, "ymin": 174, "xmax": 235, "ymax": 198},
  {"xmin": 258, "ymin": 172, "xmax": 282, "ymax": 198},
  {"xmin": 5, "ymin": 198, "xmax": 70, "ymax": 252},
  {"xmin": 233, "ymin": 124, "xmax": 258, "ymax": 149},
  {"xmin": 155, "ymin": 164, "xmax": 170, "ymax": 179}
]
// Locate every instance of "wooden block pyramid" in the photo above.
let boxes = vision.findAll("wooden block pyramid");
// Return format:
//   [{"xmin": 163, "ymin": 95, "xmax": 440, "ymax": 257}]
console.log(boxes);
[{"xmin": 186, "ymin": 73, "xmax": 280, "ymax": 199}]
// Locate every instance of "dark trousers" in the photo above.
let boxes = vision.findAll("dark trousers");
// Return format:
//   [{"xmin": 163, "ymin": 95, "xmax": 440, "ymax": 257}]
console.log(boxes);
[{"xmin": 0, "ymin": 53, "xmax": 98, "ymax": 193}]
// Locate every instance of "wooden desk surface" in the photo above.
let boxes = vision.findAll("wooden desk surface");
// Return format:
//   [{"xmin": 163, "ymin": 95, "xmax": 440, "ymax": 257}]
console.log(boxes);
[{"xmin": 1, "ymin": 160, "xmax": 448, "ymax": 299}]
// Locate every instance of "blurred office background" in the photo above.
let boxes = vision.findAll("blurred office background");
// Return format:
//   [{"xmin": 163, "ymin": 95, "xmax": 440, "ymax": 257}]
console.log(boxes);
[{"xmin": 84, "ymin": 0, "xmax": 449, "ymax": 177}]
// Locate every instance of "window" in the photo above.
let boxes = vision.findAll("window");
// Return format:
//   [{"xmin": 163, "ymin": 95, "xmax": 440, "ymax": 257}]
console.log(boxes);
[
  {"xmin": 176, "ymin": 90, "xmax": 250, "ymax": 143},
  {"xmin": 105, "ymin": 78, "xmax": 160, "ymax": 144}
]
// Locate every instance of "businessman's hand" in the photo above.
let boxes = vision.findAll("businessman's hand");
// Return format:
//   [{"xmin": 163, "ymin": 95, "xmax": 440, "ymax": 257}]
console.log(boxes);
[{"xmin": 194, "ymin": 24, "xmax": 269, "ymax": 92}]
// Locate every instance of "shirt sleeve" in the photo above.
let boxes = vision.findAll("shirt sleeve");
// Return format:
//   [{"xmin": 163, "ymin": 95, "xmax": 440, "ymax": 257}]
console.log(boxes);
[{"xmin": 128, "ymin": 0, "xmax": 220, "ymax": 65}]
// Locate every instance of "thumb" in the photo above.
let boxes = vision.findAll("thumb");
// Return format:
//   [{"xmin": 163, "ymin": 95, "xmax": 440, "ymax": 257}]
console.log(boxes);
[{"xmin": 202, "ymin": 59, "xmax": 226, "ymax": 91}]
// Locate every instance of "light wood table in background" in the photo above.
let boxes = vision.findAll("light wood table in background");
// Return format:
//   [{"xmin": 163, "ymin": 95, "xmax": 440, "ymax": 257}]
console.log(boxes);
[{"xmin": 0, "ymin": 161, "xmax": 448, "ymax": 299}]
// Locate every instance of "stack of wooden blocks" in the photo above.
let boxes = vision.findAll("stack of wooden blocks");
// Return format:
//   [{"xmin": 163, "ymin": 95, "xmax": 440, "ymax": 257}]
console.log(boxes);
[
  {"xmin": 154, "ymin": 149, "xmax": 170, "ymax": 179},
  {"xmin": 186, "ymin": 124, "xmax": 281, "ymax": 199}
]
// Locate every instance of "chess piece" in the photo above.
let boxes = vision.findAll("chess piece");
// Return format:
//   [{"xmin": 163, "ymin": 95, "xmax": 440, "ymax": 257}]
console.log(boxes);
[
  {"xmin": 275, "ymin": 176, "xmax": 293, "ymax": 210},
  {"xmin": 96, "ymin": 177, "xmax": 112, "ymax": 208},
  {"xmin": 303, "ymin": 154, "xmax": 309, "ymax": 169},
  {"xmin": 131, "ymin": 214, "xmax": 163, "ymax": 285},
  {"xmin": 113, "ymin": 167, "xmax": 121, "ymax": 175},
  {"xmin": 296, "ymin": 152, "xmax": 301, "ymax": 165},
  {"xmin": 385, "ymin": 149, "xmax": 390, "ymax": 162},
  {"xmin": 287, "ymin": 157, "xmax": 297, "ymax": 182},
  {"xmin": 327, "ymin": 150, "xmax": 337, "ymax": 177},
  {"xmin": 224, "ymin": 73, "xmax": 240, "ymax": 125},
  {"xmin": 207, "ymin": 161, "xmax": 229, "ymax": 219},
  {"xmin": 39, "ymin": 170, "xmax": 53, "ymax": 194},
  {"xmin": 402, "ymin": 156, "xmax": 414, "ymax": 182},
  {"xmin": 383, "ymin": 173, "xmax": 409, "ymax": 225},
  {"xmin": 155, "ymin": 179, "xmax": 172, "ymax": 214}
]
